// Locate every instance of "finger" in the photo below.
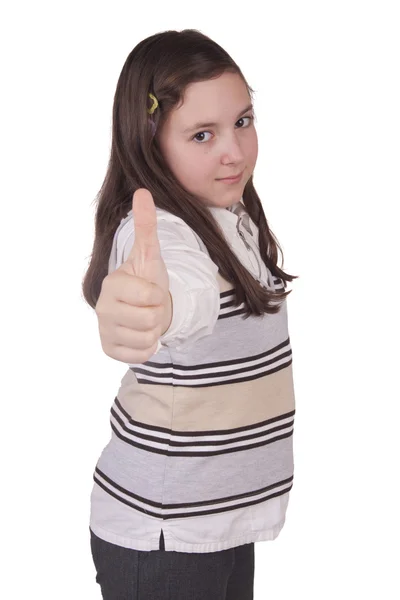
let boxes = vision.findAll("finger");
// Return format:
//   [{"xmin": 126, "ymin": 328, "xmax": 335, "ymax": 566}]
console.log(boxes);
[
  {"xmin": 100, "ymin": 320, "xmax": 162, "ymax": 350},
  {"xmin": 100, "ymin": 299, "xmax": 165, "ymax": 332},
  {"xmin": 101, "ymin": 271, "xmax": 165, "ymax": 307}
]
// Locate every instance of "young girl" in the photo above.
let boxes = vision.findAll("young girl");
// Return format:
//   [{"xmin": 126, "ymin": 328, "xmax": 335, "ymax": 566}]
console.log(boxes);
[{"xmin": 82, "ymin": 28, "xmax": 298, "ymax": 600}]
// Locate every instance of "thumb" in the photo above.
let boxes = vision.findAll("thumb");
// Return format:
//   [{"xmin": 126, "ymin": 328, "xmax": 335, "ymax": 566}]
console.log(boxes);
[{"xmin": 126, "ymin": 188, "xmax": 164, "ymax": 284}]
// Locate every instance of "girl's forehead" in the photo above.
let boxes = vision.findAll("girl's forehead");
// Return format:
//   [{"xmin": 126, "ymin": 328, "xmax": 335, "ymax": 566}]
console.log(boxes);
[{"xmin": 171, "ymin": 75, "xmax": 251, "ymax": 124}]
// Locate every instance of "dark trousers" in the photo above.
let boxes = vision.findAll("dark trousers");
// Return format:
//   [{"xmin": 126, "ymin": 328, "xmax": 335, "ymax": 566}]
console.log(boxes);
[{"xmin": 90, "ymin": 528, "xmax": 254, "ymax": 600}]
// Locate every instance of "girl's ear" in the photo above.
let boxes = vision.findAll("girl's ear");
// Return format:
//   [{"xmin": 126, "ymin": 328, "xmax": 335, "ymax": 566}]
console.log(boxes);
[{"xmin": 148, "ymin": 119, "xmax": 157, "ymax": 136}]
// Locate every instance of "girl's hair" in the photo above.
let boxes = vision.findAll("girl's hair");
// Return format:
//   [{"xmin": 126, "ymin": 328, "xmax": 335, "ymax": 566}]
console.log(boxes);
[{"xmin": 82, "ymin": 29, "xmax": 298, "ymax": 317}]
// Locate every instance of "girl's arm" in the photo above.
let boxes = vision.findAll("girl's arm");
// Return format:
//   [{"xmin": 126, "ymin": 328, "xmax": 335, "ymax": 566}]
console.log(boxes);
[
  {"xmin": 119, "ymin": 218, "xmax": 220, "ymax": 351},
  {"xmin": 96, "ymin": 198, "xmax": 220, "ymax": 365}
]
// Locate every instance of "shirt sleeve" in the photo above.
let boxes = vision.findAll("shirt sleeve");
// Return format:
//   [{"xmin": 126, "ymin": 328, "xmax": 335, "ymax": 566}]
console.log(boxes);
[{"xmin": 118, "ymin": 215, "xmax": 220, "ymax": 351}]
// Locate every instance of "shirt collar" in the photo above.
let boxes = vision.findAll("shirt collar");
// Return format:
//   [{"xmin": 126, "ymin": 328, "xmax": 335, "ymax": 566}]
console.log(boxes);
[
  {"xmin": 227, "ymin": 197, "xmax": 245, "ymax": 213},
  {"xmin": 208, "ymin": 197, "xmax": 254, "ymax": 236},
  {"xmin": 208, "ymin": 196, "xmax": 245, "ymax": 223}
]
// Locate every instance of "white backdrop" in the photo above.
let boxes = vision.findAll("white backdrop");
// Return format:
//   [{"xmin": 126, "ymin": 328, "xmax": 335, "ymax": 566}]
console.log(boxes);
[{"xmin": 1, "ymin": 1, "xmax": 399, "ymax": 598}]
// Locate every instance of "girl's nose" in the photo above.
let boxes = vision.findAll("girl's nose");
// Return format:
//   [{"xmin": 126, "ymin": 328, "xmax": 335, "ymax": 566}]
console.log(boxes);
[{"xmin": 220, "ymin": 134, "xmax": 245, "ymax": 164}]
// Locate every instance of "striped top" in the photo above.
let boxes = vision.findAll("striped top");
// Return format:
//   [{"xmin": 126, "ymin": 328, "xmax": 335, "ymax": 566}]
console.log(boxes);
[{"xmin": 89, "ymin": 198, "xmax": 296, "ymax": 553}]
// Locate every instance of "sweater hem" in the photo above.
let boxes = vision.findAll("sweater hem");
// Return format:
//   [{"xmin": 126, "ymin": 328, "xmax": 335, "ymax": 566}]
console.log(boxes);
[{"xmin": 89, "ymin": 518, "xmax": 286, "ymax": 553}]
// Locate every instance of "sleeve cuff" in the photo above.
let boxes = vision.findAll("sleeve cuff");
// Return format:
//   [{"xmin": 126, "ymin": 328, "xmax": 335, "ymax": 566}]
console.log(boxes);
[{"xmin": 158, "ymin": 270, "xmax": 193, "ymax": 347}]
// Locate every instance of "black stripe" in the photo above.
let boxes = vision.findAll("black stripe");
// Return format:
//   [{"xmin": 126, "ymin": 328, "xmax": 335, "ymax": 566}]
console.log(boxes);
[
  {"xmin": 161, "ymin": 476, "xmax": 294, "ymax": 510},
  {"xmin": 93, "ymin": 471, "xmax": 293, "ymax": 519},
  {"xmin": 112, "ymin": 406, "xmax": 294, "ymax": 447},
  {"xmin": 220, "ymin": 298, "xmax": 241, "ymax": 309},
  {"xmin": 219, "ymin": 281, "xmax": 284, "ymax": 298},
  {"xmin": 161, "ymin": 484, "xmax": 293, "ymax": 520},
  {"xmin": 134, "ymin": 350, "xmax": 292, "ymax": 382},
  {"xmin": 93, "ymin": 476, "xmax": 161, "ymax": 518},
  {"xmin": 218, "ymin": 307, "xmax": 248, "ymax": 319},
  {"xmin": 110, "ymin": 421, "xmax": 294, "ymax": 457},
  {"xmin": 138, "ymin": 337, "xmax": 291, "ymax": 371},
  {"xmin": 136, "ymin": 358, "xmax": 293, "ymax": 388},
  {"xmin": 94, "ymin": 466, "xmax": 293, "ymax": 510},
  {"xmin": 220, "ymin": 297, "xmax": 237, "ymax": 307},
  {"xmin": 114, "ymin": 396, "xmax": 295, "ymax": 436},
  {"xmin": 220, "ymin": 289, "xmax": 235, "ymax": 298},
  {"xmin": 95, "ymin": 466, "xmax": 164, "ymax": 507}
]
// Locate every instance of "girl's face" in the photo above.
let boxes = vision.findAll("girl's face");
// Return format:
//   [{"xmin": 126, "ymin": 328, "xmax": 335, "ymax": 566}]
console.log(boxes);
[{"xmin": 158, "ymin": 72, "xmax": 258, "ymax": 209}]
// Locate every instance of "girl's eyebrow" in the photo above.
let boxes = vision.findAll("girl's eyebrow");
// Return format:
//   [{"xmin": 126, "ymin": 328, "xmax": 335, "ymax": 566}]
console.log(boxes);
[{"xmin": 183, "ymin": 103, "xmax": 254, "ymax": 133}]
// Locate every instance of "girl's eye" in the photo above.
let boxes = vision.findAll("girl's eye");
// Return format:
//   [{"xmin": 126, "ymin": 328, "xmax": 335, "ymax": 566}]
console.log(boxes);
[
  {"xmin": 192, "ymin": 115, "xmax": 254, "ymax": 144},
  {"xmin": 193, "ymin": 131, "xmax": 213, "ymax": 143},
  {"xmin": 236, "ymin": 116, "xmax": 254, "ymax": 129}
]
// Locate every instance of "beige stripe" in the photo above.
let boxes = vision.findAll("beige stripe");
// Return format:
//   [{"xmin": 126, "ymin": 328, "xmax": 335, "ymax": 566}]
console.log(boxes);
[
  {"xmin": 216, "ymin": 272, "xmax": 235, "ymax": 292},
  {"xmin": 117, "ymin": 363, "xmax": 295, "ymax": 431}
]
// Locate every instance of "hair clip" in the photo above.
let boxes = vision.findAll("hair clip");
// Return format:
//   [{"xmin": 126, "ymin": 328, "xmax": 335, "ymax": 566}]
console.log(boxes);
[{"xmin": 147, "ymin": 93, "xmax": 159, "ymax": 115}]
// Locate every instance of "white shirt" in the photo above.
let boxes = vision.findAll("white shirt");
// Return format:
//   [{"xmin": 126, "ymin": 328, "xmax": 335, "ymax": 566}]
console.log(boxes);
[{"xmin": 110, "ymin": 198, "xmax": 274, "ymax": 353}]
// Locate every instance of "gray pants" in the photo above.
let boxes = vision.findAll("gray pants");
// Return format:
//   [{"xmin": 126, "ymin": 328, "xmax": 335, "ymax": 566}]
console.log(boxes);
[{"xmin": 90, "ymin": 528, "xmax": 254, "ymax": 600}]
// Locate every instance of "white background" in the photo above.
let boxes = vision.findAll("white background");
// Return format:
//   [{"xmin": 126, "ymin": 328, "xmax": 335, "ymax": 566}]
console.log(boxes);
[{"xmin": 1, "ymin": 1, "xmax": 399, "ymax": 598}]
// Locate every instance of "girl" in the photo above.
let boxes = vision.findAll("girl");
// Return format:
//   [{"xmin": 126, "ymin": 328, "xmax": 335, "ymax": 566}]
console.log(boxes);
[{"xmin": 82, "ymin": 28, "xmax": 298, "ymax": 600}]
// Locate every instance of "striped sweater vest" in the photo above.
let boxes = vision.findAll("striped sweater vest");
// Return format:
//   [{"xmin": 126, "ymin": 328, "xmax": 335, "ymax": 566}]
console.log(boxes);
[{"xmin": 90, "ymin": 269, "xmax": 296, "ymax": 553}]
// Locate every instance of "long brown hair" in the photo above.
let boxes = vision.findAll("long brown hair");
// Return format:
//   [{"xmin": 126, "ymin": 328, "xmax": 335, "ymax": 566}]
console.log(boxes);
[{"xmin": 82, "ymin": 29, "xmax": 298, "ymax": 317}]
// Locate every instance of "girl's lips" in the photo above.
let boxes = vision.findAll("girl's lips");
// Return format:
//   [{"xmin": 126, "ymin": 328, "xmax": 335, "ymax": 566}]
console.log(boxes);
[{"xmin": 217, "ymin": 170, "xmax": 244, "ymax": 183}]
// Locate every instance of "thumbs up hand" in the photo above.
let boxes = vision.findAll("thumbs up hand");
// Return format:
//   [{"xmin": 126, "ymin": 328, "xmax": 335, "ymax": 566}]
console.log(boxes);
[{"xmin": 95, "ymin": 189, "xmax": 172, "ymax": 364}]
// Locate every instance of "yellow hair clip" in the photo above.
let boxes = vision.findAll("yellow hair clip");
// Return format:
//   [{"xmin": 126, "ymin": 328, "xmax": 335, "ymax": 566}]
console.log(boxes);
[{"xmin": 147, "ymin": 93, "xmax": 159, "ymax": 115}]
